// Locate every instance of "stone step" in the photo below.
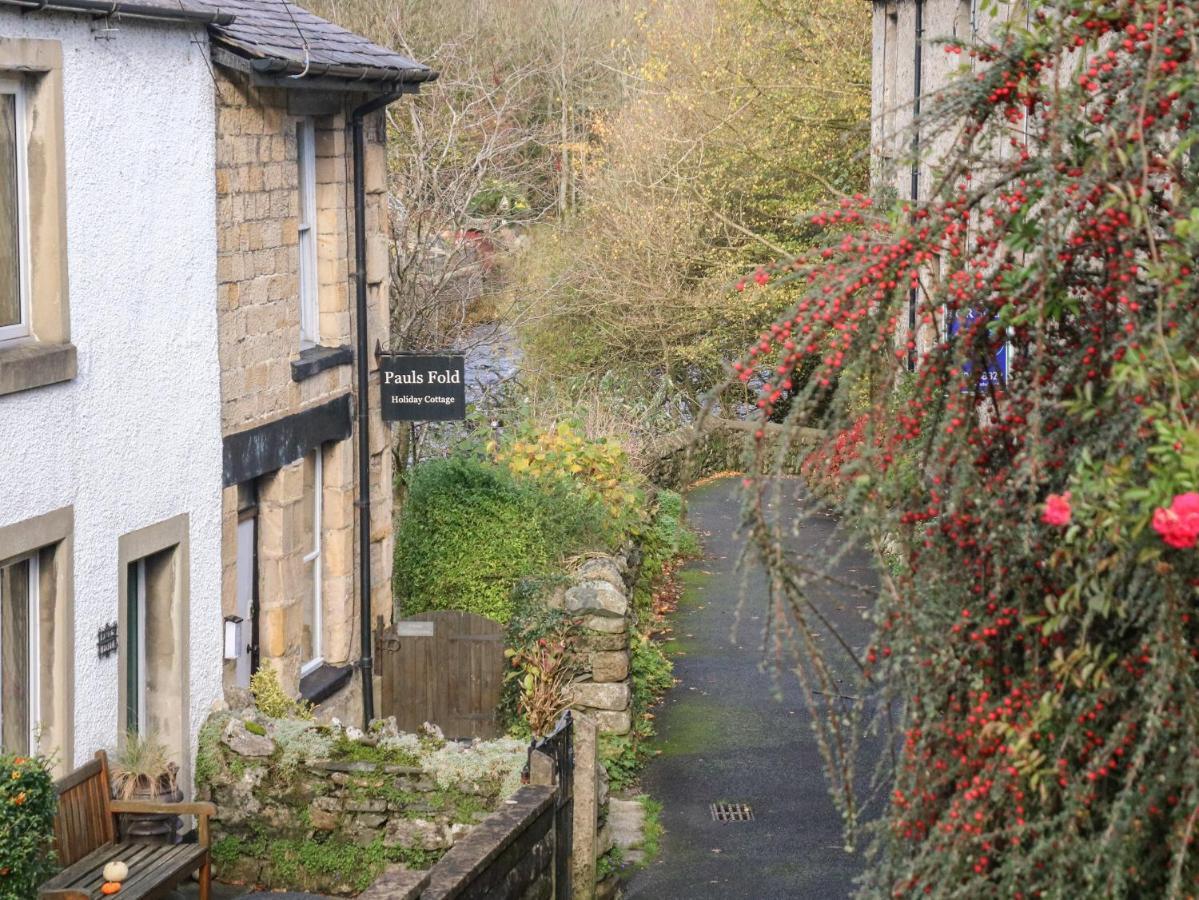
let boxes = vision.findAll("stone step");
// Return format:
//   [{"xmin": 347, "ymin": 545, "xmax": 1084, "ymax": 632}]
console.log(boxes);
[{"xmin": 608, "ymin": 797, "xmax": 647, "ymax": 866}]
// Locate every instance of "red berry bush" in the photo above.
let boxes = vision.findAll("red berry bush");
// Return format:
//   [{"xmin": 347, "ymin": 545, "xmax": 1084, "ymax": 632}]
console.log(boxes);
[{"xmin": 738, "ymin": 1, "xmax": 1199, "ymax": 895}]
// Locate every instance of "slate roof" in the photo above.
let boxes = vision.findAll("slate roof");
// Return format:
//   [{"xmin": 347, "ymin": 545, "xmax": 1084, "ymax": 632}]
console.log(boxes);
[
  {"xmin": 0, "ymin": 0, "xmax": 433, "ymax": 85},
  {"xmin": 188, "ymin": 0, "xmax": 434, "ymax": 84}
]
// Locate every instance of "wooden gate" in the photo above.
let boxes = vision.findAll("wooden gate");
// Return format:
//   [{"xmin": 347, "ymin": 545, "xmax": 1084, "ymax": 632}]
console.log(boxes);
[{"xmin": 377, "ymin": 610, "xmax": 506, "ymax": 740}]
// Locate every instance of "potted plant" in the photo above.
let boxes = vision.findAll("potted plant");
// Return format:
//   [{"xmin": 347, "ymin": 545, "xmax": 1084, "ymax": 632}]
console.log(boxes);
[{"xmin": 110, "ymin": 731, "xmax": 183, "ymax": 842}]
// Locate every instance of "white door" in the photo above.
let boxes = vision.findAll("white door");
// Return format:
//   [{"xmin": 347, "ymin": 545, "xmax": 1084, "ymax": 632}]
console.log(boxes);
[{"xmin": 235, "ymin": 516, "xmax": 256, "ymax": 687}]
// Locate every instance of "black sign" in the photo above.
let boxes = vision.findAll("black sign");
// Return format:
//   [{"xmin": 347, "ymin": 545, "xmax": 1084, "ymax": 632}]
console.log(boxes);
[{"xmin": 379, "ymin": 353, "xmax": 466, "ymax": 422}]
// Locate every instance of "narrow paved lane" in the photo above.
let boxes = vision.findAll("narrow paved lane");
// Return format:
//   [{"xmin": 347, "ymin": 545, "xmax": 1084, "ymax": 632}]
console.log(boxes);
[{"xmin": 627, "ymin": 476, "xmax": 878, "ymax": 900}]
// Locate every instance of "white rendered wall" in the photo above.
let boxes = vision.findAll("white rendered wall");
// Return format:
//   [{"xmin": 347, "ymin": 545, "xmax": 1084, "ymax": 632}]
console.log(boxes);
[{"xmin": 0, "ymin": 10, "xmax": 223, "ymax": 782}]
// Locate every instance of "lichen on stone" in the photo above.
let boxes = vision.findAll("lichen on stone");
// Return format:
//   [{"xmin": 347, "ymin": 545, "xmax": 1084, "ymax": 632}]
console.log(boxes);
[{"xmin": 197, "ymin": 707, "xmax": 527, "ymax": 896}]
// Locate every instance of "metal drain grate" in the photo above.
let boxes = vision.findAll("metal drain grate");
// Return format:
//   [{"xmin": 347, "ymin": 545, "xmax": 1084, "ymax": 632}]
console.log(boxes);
[{"xmin": 710, "ymin": 802, "xmax": 754, "ymax": 822}]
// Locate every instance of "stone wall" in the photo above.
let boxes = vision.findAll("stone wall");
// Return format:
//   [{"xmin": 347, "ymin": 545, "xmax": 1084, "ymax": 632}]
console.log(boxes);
[
  {"xmin": 643, "ymin": 417, "xmax": 824, "ymax": 491},
  {"xmin": 560, "ymin": 555, "xmax": 637, "ymax": 738},
  {"xmin": 421, "ymin": 784, "xmax": 557, "ymax": 900},
  {"xmin": 556, "ymin": 558, "xmax": 635, "ymax": 900},
  {"xmin": 197, "ymin": 708, "xmax": 526, "ymax": 896}
]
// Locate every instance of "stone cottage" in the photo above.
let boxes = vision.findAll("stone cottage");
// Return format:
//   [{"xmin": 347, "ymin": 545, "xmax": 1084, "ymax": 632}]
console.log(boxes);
[
  {"xmin": 868, "ymin": 0, "xmax": 1019, "ymax": 357},
  {"xmin": 0, "ymin": 0, "xmax": 431, "ymax": 783},
  {"xmin": 189, "ymin": 0, "xmax": 435, "ymax": 724}
]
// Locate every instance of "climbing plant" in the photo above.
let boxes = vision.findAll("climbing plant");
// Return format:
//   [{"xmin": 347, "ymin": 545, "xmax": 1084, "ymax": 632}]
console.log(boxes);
[{"xmin": 738, "ymin": 0, "xmax": 1199, "ymax": 895}]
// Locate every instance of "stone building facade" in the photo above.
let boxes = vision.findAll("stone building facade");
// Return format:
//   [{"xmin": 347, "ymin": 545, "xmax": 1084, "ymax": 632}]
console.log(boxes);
[
  {"xmin": 869, "ymin": 0, "xmax": 1023, "ymax": 196},
  {"xmin": 190, "ymin": 0, "xmax": 436, "ymax": 721},
  {"xmin": 211, "ymin": 73, "xmax": 389, "ymax": 719},
  {"xmin": 869, "ymin": 0, "xmax": 1021, "ymax": 356}
]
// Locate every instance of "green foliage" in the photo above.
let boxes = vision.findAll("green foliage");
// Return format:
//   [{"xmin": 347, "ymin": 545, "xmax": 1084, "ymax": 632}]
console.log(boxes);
[
  {"xmin": 210, "ymin": 834, "xmax": 248, "ymax": 869},
  {"xmin": 193, "ymin": 716, "xmax": 224, "ymax": 791},
  {"xmin": 635, "ymin": 794, "xmax": 663, "ymax": 867},
  {"xmin": 213, "ymin": 833, "xmax": 445, "ymax": 894},
  {"xmin": 0, "ymin": 753, "xmax": 57, "ymax": 899},
  {"xmin": 595, "ymin": 845, "xmax": 624, "ymax": 882},
  {"xmin": 251, "ymin": 665, "xmax": 314, "ymax": 721},
  {"xmin": 631, "ymin": 632, "xmax": 674, "ymax": 701},
  {"xmin": 243, "ymin": 720, "xmax": 267, "ymax": 737},
  {"xmin": 633, "ymin": 489, "xmax": 699, "ymax": 619},
  {"xmin": 328, "ymin": 734, "xmax": 420, "ymax": 769},
  {"xmin": 394, "ymin": 455, "xmax": 617, "ymax": 623},
  {"xmin": 600, "ymin": 634, "xmax": 674, "ymax": 790}
]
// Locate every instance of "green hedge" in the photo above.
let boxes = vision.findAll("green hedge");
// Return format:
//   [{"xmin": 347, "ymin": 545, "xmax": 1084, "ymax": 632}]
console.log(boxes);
[{"xmin": 394, "ymin": 456, "xmax": 613, "ymax": 623}]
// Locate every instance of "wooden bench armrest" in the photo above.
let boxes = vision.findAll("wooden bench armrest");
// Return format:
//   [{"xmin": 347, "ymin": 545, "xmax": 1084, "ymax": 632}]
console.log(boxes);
[
  {"xmin": 110, "ymin": 800, "xmax": 218, "ymax": 846},
  {"xmin": 110, "ymin": 800, "xmax": 217, "ymax": 817}
]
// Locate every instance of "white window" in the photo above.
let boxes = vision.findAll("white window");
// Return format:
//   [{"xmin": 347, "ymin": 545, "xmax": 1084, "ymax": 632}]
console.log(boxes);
[
  {"xmin": 0, "ymin": 77, "xmax": 30, "ymax": 344},
  {"xmin": 296, "ymin": 118, "xmax": 319, "ymax": 347},
  {"xmin": 0, "ymin": 553, "xmax": 39, "ymax": 753},
  {"xmin": 300, "ymin": 447, "xmax": 323, "ymax": 673}
]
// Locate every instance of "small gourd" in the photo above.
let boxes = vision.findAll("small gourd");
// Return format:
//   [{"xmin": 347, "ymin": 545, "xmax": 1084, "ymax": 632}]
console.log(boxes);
[
  {"xmin": 100, "ymin": 883, "xmax": 122, "ymax": 895},
  {"xmin": 103, "ymin": 860, "xmax": 129, "ymax": 883}
]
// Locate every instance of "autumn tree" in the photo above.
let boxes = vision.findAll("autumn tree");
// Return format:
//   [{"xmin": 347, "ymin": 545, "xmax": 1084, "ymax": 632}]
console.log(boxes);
[{"xmin": 516, "ymin": 0, "xmax": 871, "ymax": 420}]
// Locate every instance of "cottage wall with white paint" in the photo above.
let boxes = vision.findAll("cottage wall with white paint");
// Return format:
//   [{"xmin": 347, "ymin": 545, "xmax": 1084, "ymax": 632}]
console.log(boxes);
[{"xmin": 0, "ymin": 9, "xmax": 223, "ymax": 782}]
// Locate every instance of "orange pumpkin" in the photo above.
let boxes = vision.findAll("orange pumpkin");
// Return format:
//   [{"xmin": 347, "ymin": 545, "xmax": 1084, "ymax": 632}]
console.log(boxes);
[{"xmin": 100, "ymin": 882, "xmax": 122, "ymax": 895}]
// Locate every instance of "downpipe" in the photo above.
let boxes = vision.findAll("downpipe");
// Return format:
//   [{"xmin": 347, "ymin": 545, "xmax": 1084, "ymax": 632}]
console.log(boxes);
[
  {"xmin": 908, "ymin": 0, "xmax": 923, "ymax": 370},
  {"xmin": 351, "ymin": 91, "xmax": 401, "ymax": 729}
]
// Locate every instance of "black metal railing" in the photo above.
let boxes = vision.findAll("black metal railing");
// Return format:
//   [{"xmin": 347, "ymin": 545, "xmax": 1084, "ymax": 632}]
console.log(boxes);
[{"xmin": 526, "ymin": 710, "xmax": 574, "ymax": 899}]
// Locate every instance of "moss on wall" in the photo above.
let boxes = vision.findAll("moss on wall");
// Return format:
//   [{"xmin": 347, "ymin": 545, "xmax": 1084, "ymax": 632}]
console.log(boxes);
[{"xmin": 196, "ymin": 710, "xmax": 525, "ymax": 896}]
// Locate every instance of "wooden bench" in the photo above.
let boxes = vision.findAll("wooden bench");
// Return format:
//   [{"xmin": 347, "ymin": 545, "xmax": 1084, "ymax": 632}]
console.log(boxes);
[{"xmin": 38, "ymin": 750, "xmax": 215, "ymax": 900}]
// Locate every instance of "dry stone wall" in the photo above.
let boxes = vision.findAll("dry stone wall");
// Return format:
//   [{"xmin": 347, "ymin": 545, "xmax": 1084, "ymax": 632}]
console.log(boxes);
[
  {"xmin": 559, "ymin": 554, "xmax": 637, "ymax": 737},
  {"xmin": 196, "ymin": 708, "xmax": 526, "ymax": 896},
  {"xmin": 643, "ymin": 416, "xmax": 823, "ymax": 490}
]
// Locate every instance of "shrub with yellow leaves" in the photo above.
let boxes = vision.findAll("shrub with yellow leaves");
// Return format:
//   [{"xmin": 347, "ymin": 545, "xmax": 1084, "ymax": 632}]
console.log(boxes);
[{"xmin": 489, "ymin": 422, "xmax": 645, "ymax": 530}]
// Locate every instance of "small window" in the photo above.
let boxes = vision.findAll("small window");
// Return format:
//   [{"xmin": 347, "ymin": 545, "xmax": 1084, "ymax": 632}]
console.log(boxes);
[
  {"xmin": 296, "ymin": 119, "xmax": 319, "ymax": 347},
  {"xmin": 300, "ymin": 447, "xmax": 323, "ymax": 674},
  {"xmin": 0, "ymin": 553, "xmax": 39, "ymax": 753},
  {"xmin": 0, "ymin": 77, "xmax": 29, "ymax": 344}
]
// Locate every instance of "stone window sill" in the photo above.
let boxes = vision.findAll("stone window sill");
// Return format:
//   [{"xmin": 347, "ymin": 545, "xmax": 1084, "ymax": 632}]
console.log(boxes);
[
  {"xmin": 299, "ymin": 662, "xmax": 353, "ymax": 705},
  {"xmin": 291, "ymin": 344, "xmax": 353, "ymax": 382},
  {"xmin": 0, "ymin": 341, "xmax": 77, "ymax": 398}
]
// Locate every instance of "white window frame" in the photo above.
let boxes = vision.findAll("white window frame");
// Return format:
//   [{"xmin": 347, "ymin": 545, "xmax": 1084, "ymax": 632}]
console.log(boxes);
[
  {"xmin": 0, "ymin": 553, "xmax": 40, "ymax": 753},
  {"xmin": 296, "ymin": 118, "xmax": 319, "ymax": 348},
  {"xmin": 301, "ymin": 448, "xmax": 323, "ymax": 675},
  {"xmin": 0, "ymin": 77, "xmax": 31, "ymax": 344}
]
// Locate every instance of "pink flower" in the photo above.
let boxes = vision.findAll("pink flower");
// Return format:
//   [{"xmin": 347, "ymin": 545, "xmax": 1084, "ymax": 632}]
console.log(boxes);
[
  {"xmin": 1151, "ymin": 492, "xmax": 1199, "ymax": 550},
  {"xmin": 1042, "ymin": 492, "xmax": 1072, "ymax": 527}
]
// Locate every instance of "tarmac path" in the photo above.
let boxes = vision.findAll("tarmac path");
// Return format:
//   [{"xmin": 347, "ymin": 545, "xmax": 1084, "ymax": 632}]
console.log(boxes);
[{"xmin": 626, "ymin": 476, "xmax": 880, "ymax": 900}]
